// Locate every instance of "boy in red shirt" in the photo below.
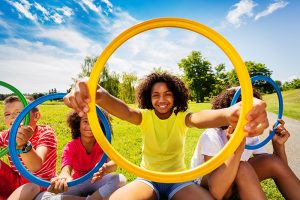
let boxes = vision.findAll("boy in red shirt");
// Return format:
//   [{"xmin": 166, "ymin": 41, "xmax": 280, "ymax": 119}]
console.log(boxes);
[{"xmin": 0, "ymin": 96, "xmax": 57, "ymax": 199}]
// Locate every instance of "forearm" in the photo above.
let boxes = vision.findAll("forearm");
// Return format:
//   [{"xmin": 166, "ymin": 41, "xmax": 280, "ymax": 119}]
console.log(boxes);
[
  {"xmin": 188, "ymin": 109, "xmax": 229, "ymax": 128},
  {"xmin": 95, "ymin": 88, "xmax": 141, "ymax": 125},
  {"xmin": 21, "ymin": 149, "xmax": 43, "ymax": 172},
  {"xmin": 272, "ymin": 142, "xmax": 288, "ymax": 165},
  {"xmin": 59, "ymin": 165, "xmax": 73, "ymax": 179},
  {"xmin": 208, "ymin": 154, "xmax": 241, "ymax": 199}
]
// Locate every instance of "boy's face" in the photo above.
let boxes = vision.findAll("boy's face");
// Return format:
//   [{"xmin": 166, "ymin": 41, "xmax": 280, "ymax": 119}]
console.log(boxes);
[{"xmin": 4, "ymin": 101, "xmax": 23, "ymax": 128}]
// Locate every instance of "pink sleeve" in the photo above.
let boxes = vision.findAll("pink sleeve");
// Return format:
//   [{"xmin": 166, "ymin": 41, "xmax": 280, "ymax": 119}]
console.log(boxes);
[{"xmin": 61, "ymin": 141, "xmax": 74, "ymax": 169}]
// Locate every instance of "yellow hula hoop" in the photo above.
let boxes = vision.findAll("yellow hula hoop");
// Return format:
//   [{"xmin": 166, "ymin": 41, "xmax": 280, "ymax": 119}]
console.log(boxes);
[{"xmin": 88, "ymin": 17, "xmax": 253, "ymax": 183}]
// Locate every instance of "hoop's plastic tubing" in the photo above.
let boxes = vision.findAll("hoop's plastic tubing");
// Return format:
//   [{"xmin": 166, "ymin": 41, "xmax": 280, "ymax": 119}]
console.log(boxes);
[
  {"xmin": 0, "ymin": 81, "xmax": 30, "ymax": 158},
  {"xmin": 87, "ymin": 17, "xmax": 253, "ymax": 183},
  {"xmin": 8, "ymin": 93, "xmax": 112, "ymax": 188},
  {"xmin": 230, "ymin": 75, "xmax": 283, "ymax": 150}
]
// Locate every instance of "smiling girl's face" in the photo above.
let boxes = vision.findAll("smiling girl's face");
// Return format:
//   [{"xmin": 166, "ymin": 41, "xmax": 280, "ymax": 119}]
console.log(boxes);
[{"xmin": 151, "ymin": 82, "xmax": 174, "ymax": 119}]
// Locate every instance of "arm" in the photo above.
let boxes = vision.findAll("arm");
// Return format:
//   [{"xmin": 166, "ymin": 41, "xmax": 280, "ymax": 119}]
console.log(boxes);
[
  {"xmin": 16, "ymin": 126, "xmax": 47, "ymax": 172},
  {"xmin": 186, "ymin": 98, "xmax": 269, "ymax": 137},
  {"xmin": 271, "ymin": 119, "xmax": 289, "ymax": 165},
  {"xmin": 64, "ymin": 78, "xmax": 142, "ymax": 125},
  {"xmin": 47, "ymin": 165, "xmax": 73, "ymax": 194},
  {"xmin": 91, "ymin": 159, "xmax": 117, "ymax": 183},
  {"xmin": 203, "ymin": 130, "xmax": 246, "ymax": 199}
]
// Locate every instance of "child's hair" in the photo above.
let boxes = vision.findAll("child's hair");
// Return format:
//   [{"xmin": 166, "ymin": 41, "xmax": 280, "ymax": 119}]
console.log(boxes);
[
  {"xmin": 67, "ymin": 108, "xmax": 112, "ymax": 139},
  {"xmin": 212, "ymin": 87, "xmax": 262, "ymax": 129},
  {"xmin": 136, "ymin": 72, "xmax": 190, "ymax": 114},
  {"xmin": 3, "ymin": 95, "xmax": 39, "ymax": 112}
]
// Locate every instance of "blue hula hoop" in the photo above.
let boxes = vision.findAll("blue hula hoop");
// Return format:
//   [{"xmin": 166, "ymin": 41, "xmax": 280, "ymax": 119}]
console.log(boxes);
[
  {"xmin": 230, "ymin": 75, "xmax": 283, "ymax": 150},
  {"xmin": 8, "ymin": 93, "xmax": 112, "ymax": 188}
]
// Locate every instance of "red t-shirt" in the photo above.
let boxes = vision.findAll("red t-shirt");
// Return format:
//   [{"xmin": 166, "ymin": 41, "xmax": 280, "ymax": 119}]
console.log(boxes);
[
  {"xmin": 61, "ymin": 138, "xmax": 104, "ymax": 179},
  {"xmin": 0, "ymin": 125, "xmax": 57, "ymax": 181}
]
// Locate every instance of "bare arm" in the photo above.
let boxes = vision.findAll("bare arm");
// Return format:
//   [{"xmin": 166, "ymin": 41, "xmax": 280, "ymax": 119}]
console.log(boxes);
[
  {"xmin": 16, "ymin": 126, "xmax": 47, "ymax": 172},
  {"xmin": 64, "ymin": 78, "xmax": 142, "ymax": 125},
  {"xmin": 203, "ymin": 136, "xmax": 246, "ymax": 200},
  {"xmin": 186, "ymin": 98, "xmax": 269, "ymax": 137},
  {"xmin": 271, "ymin": 119, "xmax": 289, "ymax": 165}
]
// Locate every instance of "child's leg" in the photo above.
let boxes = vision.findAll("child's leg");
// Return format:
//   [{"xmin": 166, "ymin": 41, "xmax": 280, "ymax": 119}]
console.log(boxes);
[
  {"xmin": 108, "ymin": 180, "xmax": 157, "ymax": 200},
  {"xmin": 235, "ymin": 161, "xmax": 266, "ymax": 200},
  {"xmin": 0, "ymin": 160, "xmax": 22, "ymax": 198},
  {"xmin": 171, "ymin": 183, "xmax": 213, "ymax": 200},
  {"xmin": 8, "ymin": 183, "xmax": 40, "ymax": 200},
  {"xmin": 87, "ymin": 174, "xmax": 126, "ymax": 200},
  {"xmin": 249, "ymin": 154, "xmax": 300, "ymax": 199}
]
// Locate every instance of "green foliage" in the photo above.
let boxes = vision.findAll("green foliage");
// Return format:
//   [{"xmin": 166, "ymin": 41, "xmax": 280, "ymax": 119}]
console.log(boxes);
[
  {"xmin": 118, "ymin": 73, "xmax": 137, "ymax": 104},
  {"xmin": 178, "ymin": 51, "xmax": 216, "ymax": 102},
  {"xmin": 282, "ymin": 78, "xmax": 300, "ymax": 91}
]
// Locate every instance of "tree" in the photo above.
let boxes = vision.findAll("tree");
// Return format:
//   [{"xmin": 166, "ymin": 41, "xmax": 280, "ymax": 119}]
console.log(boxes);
[
  {"xmin": 213, "ymin": 63, "xmax": 229, "ymax": 95},
  {"xmin": 72, "ymin": 56, "xmax": 120, "ymax": 97},
  {"xmin": 227, "ymin": 61, "xmax": 274, "ymax": 94},
  {"xmin": 118, "ymin": 73, "xmax": 137, "ymax": 104},
  {"xmin": 178, "ymin": 51, "xmax": 216, "ymax": 102}
]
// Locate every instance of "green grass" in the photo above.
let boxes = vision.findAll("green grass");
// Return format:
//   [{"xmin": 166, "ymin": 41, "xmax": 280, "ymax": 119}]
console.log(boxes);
[
  {"xmin": 263, "ymin": 88, "xmax": 300, "ymax": 120},
  {"xmin": 1, "ymin": 89, "xmax": 299, "ymax": 199}
]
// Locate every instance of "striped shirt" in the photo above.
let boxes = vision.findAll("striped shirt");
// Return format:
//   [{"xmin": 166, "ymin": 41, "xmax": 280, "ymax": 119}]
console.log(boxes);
[{"xmin": 0, "ymin": 125, "xmax": 57, "ymax": 181}]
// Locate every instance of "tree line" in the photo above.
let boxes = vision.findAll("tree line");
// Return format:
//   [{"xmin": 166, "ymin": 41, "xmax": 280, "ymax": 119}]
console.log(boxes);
[{"xmin": 1, "ymin": 51, "xmax": 299, "ymax": 102}]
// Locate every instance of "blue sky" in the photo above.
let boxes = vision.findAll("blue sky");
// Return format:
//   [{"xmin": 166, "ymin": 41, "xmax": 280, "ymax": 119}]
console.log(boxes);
[{"xmin": 0, "ymin": 0, "xmax": 299, "ymax": 93}]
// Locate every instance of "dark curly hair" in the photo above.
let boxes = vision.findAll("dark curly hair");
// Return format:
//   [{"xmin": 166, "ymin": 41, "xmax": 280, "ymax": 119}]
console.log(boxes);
[
  {"xmin": 136, "ymin": 72, "xmax": 190, "ymax": 114},
  {"xmin": 212, "ymin": 87, "xmax": 262, "ymax": 129},
  {"xmin": 67, "ymin": 108, "xmax": 112, "ymax": 139}
]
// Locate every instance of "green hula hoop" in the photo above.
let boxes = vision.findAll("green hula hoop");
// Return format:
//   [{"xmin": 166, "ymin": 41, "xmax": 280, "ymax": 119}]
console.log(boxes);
[{"xmin": 0, "ymin": 81, "xmax": 30, "ymax": 158}]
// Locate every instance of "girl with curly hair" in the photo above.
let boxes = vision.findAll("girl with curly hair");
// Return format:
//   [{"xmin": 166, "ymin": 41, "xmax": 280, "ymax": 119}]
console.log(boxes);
[
  {"xmin": 64, "ymin": 72, "xmax": 269, "ymax": 200},
  {"xmin": 191, "ymin": 87, "xmax": 300, "ymax": 199},
  {"xmin": 36, "ymin": 110, "xmax": 126, "ymax": 200}
]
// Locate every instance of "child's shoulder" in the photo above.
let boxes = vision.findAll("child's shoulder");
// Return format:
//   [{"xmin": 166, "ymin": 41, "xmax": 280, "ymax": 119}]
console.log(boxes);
[{"xmin": 201, "ymin": 128, "xmax": 224, "ymax": 141}]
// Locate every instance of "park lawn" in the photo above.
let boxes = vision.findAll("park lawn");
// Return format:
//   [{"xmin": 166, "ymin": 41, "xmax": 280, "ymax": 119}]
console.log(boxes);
[{"xmin": 2, "ymin": 88, "xmax": 300, "ymax": 199}]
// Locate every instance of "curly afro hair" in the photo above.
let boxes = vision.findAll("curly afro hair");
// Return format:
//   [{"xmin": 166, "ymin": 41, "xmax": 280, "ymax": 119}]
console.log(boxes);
[
  {"xmin": 135, "ymin": 72, "xmax": 190, "ymax": 114},
  {"xmin": 67, "ymin": 108, "xmax": 112, "ymax": 139},
  {"xmin": 212, "ymin": 87, "xmax": 262, "ymax": 129}
]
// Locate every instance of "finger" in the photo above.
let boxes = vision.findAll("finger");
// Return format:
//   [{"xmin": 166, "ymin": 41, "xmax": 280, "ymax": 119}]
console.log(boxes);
[
  {"xmin": 75, "ymin": 80, "xmax": 91, "ymax": 114},
  {"xmin": 244, "ymin": 110, "xmax": 268, "ymax": 133},
  {"xmin": 246, "ymin": 99, "xmax": 267, "ymax": 121}
]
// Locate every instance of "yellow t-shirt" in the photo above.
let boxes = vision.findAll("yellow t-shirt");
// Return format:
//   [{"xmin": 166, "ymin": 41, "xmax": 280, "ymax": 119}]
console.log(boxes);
[{"xmin": 139, "ymin": 109, "xmax": 189, "ymax": 172}]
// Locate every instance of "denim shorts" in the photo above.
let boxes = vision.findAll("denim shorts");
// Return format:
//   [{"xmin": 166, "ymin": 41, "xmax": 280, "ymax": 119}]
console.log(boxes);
[{"xmin": 136, "ymin": 178, "xmax": 195, "ymax": 199}]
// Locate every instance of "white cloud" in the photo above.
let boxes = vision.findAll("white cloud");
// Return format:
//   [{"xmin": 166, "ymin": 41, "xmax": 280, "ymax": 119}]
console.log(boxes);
[
  {"xmin": 34, "ymin": 2, "xmax": 50, "ymax": 16},
  {"xmin": 37, "ymin": 27, "xmax": 102, "ymax": 57},
  {"xmin": 226, "ymin": 0, "xmax": 257, "ymax": 28},
  {"xmin": 56, "ymin": 6, "xmax": 74, "ymax": 17},
  {"xmin": 50, "ymin": 13, "xmax": 63, "ymax": 24},
  {"xmin": 255, "ymin": 0, "xmax": 288, "ymax": 20},
  {"xmin": 81, "ymin": 0, "xmax": 101, "ymax": 13},
  {"xmin": 101, "ymin": 0, "xmax": 113, "ymax": 13},
  {"xmin": 7, "ymin": 0, "xmax": 37, "ymax": 22},
  {"xmin": 0, "ymin": 38, "xmax": 82, "ymax": 93}
]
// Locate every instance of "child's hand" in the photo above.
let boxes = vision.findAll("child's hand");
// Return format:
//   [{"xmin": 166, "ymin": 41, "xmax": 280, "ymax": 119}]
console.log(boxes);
[
  {"xmin": 229, "ymin": 98, "xmax": 268, "ymax": 137},
  {"xmin": 47, "ymin": 176, "xmax": 72, "ymax": 194},
  {"xmin": 16, "ymin": 126, "xmax": 34, "ymax": 149},
  {"xmin": 272, "ymin": 119, "xmax": 290, "ymax": 145},
  {"xmin": 91, "ymin": 163, "xmax": 108, "ymax": 183},
  {"xmin": 64, "ymin": 77, "xmax": 91, "ymax": 117}
]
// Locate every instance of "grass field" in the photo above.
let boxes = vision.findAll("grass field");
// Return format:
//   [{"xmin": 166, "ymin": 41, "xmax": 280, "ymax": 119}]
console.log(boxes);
[{"xmin": 1, "ymin": 89, "xmax": 299, "ymax": 199}]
